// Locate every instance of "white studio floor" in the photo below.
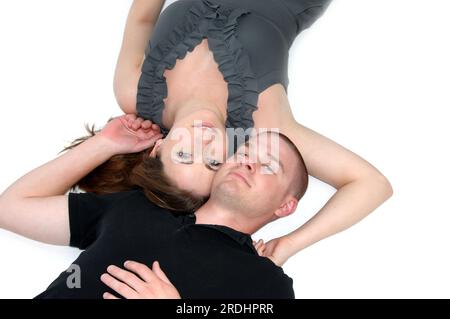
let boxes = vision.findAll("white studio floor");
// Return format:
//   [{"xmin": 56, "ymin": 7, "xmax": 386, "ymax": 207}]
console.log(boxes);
[{"xmin": 0, "ymin": 0, "xmax": 449, "ymax": 298}]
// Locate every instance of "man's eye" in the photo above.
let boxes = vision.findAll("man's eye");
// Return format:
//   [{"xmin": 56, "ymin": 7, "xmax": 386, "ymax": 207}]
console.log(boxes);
[{"xmin": 262, "ymin": 164, "xmax": 275, "ymax": 174}]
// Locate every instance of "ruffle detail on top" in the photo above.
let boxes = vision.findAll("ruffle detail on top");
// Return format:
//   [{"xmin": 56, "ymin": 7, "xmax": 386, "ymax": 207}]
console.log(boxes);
[{"xmin": 137, "ymin": 0, "xmax": 259, "ymax": 136}]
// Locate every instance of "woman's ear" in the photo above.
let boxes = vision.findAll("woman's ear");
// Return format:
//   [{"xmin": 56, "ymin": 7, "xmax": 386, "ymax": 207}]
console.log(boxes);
[
  {"xmin": 275, "ymin": 198, "xmax": 298, "ymax": 218},
  {"xmin": 149, "ymin": 139, "xmax": 164, "ymax": 158}
]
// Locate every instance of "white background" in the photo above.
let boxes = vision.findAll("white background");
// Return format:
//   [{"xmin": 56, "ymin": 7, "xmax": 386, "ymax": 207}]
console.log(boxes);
[{"xmin": 0, "ymin": 0, "xmax": 449, "ymax": 298}]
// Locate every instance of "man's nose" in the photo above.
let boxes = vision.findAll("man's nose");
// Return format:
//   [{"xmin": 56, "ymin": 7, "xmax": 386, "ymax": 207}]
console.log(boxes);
[{"xmin": 240, "ymin": 154, "xmax": 255, "ymax": 173}]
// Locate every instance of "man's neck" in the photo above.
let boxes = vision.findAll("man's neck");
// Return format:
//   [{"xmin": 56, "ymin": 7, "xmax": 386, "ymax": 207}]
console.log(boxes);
[{"xmin": 195, "ymin": 200, "xmax": 267, "ymax": 235}]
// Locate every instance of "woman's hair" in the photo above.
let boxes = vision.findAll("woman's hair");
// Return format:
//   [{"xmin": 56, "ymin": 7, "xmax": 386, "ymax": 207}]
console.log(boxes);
[{"xmin": 62, "ymin": 122, "xmax": 206, "ymax": 213}]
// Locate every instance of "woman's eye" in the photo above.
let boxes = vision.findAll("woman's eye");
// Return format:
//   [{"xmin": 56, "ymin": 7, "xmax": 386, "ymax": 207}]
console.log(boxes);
[
  {"xmin": 207, "ymin": 159, "xmax": 222, "ymax": 169},
  {"xmin": 177, "ymin": 151, "xmax": 190, "ymax": 160}
]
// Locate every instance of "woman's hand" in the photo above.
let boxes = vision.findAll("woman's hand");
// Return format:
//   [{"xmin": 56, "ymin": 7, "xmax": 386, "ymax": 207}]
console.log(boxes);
[
  {"xmin": 101, "ymin": 260, "xmax": 181, "ymax": 299},
  {"xmin": 253, "ymin": 236, "xmax": 295, "ymax": 267},
  {"xmin": 97, "ymin": 114, "xmax": 163, "ymax": 155}
]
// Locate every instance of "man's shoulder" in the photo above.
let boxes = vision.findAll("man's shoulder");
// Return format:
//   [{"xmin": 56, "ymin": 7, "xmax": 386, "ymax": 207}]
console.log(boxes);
[
  {"xmin": 109, "ymin": 189, "xmax": 184, "ymax": 221},
  {"xmin": 238, "ymin": 254, "xmax": 295, "ymax": 299},
  {"xmin": 261, "ymin": 260, "xmax": 295, "ymax": 298}
]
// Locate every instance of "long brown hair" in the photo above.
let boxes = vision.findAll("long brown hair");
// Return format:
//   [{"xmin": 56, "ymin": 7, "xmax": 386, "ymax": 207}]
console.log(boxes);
[{"xmin": 63, "ymin": 123, "xmax": 206, "ymax": 212}]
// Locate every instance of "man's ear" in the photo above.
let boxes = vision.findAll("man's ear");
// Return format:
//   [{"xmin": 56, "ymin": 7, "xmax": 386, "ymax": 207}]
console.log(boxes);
[
  {"xmin": 274, "ymin": 198, "xmax": 298, "ymax": 218},
  {"xmin": 149, "ymin": 139, "xmax": 164, "ymax": 158}
]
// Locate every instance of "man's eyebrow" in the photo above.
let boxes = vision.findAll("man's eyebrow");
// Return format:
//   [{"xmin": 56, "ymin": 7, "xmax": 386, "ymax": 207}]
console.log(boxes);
[{"xmin": 267, "ymin": 153, "xmax": 284, "ymax": 173}]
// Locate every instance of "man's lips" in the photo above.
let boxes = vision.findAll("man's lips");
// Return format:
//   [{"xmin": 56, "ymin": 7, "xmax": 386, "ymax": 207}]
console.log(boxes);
[{"xmin": 229, "ymin": 171, "xmax": 251, "ymax": 188}]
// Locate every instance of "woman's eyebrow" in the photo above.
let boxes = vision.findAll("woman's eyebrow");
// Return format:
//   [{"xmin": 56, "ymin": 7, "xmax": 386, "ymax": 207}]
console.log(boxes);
[
  {"xmin": 204, "ymin": 164, "xmax": 217, "ymax": 171},
  {"xmin": 180, "ymin": 161, "xmax": 194, "ymax": 165}
]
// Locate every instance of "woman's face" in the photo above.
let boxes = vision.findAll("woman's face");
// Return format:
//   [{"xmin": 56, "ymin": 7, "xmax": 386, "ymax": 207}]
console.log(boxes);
[{"xmin": 151, "ymin": 117, "xmax": 228, "ymax": 198}]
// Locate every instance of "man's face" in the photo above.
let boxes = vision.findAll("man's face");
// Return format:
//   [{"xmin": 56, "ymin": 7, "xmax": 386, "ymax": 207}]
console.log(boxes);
[{"xmin": 210, "ymin": 132, "xmax": 299, "ymax": 217}]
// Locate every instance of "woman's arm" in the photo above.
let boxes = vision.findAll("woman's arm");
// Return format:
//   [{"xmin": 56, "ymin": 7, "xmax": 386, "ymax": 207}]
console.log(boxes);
[
  {"xmin": 263, "ymin": 120, "xmax": 393, "ymax": 266},
  {"xmin": 0, "ymin": 115, "xmax": 162, "ymax": 245},
  {"xmin": 114, "ymin": 0, "xmax": 166, "ymax": 114}
]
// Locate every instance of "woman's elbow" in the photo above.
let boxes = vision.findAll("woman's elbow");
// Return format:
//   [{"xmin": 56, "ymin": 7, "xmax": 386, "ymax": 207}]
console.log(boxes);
[
  {"xmin": 114, "ymin": 87, "xmax": 137, "ymax": 115},
  {"xmin": 372, "ymin": 173, "xmax": 394, "ymax": 200},
  {"xmin": 0, "ymin": 195, "xmax": 10, "ymax": 230}
]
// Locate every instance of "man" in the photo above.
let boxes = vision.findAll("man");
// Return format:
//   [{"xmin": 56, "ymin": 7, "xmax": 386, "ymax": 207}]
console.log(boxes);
[
  {"xmin": 98, "ymin": 130, "xmax": 309, "ymax": 299},
  {"xmin": 0, "ymin": 115, "xmax": 307, "ymax": 298}
]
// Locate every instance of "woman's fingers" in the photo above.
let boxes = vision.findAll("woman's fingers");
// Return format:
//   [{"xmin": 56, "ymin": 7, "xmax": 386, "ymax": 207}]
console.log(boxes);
[
  {"xmin": 135, "ymin": 134, "xmax": 164, "ymax": 151},
  {"xmin": 152, "ymin": 124, "xmax": 161, "ymax": 132},
  {"xmin": 125, "ymin": 114, "xmax": 137, "ymax": 122},
  {"xmin": 253, "ymin": 239, "xmax": 266, "ymax": 256},
  {"xmin": 141, "ymin": 120, "xmax": 152, "ymax": 129},
  {"xmin": 132, "ymin": 118, "xmax": 144, "ymax": 130}
]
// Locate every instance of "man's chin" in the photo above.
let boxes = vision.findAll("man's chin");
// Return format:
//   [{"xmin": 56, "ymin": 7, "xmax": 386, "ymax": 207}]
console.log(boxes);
[{"xmin": 213, "ymin": 181, "xmax": 244, "ymax": 200}]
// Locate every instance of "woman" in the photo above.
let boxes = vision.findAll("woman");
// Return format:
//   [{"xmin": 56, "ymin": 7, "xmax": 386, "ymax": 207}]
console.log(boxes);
[{"xmin": 113, "ymin": 0, "xmax": 392, "ymax": 267}]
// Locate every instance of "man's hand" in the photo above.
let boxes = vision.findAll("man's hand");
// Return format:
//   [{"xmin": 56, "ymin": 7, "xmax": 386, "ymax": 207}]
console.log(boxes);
[
  {"xmin": 101, "ymin": 261, "xmax": 181, "ymax": 299},
  {"xmin": 253, "ymin": 236, "xmax": 295, "ymax": 267},
  {"xmin": 97, "ymin": 114, "xmax": 163, "ymax": 155}
]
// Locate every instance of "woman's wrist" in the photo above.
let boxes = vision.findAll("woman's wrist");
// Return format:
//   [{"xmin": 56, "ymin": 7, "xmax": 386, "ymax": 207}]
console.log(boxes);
[{"xmin": 86, "ymin": 134, "xmax": 121, "ymax": 158}]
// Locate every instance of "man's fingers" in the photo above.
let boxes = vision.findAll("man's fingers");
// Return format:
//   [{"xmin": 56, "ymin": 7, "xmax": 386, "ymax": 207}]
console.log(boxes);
[
  {"xmin": 152, "ymin": 261, "xmax": 172, "ymax": 285},
  {"xmin": 105, "ymin": 265, "xmax": 144, "ymax": 292},
  {"xmin": 103, "ymin": 292, "xmax": 119, "ymax": 299},
  {"xmin": 124, "ymin": 261, "xmax": 157, "ymax": 283},
  {"xmin": 100, "ymin": 273, "xmax": 138, "ymax": 299}
]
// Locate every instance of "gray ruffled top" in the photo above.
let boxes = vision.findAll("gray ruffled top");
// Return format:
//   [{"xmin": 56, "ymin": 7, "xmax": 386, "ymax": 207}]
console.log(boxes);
[{"xmin": 137, "ymin": 0, "xmax": 331, "ymax": 136}]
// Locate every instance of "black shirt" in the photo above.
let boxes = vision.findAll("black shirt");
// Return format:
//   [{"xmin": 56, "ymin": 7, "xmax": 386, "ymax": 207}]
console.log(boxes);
[{"xmin": 35, "ymin": 190, "xmax": 294, "ymax": 299}]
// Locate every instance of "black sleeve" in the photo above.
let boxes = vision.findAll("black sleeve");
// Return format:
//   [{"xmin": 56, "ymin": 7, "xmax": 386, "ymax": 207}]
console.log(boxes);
[
  {"xmin": 266, "ymin": 273, "xmax": 295, "ymax": 299},
  {"xmin": 68, "ymin": 191, "xmax": 126, "ymax": 249}
]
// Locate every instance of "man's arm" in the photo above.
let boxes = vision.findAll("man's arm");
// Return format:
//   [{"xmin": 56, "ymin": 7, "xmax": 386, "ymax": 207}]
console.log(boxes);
[
  {"xmin": 100, "ymin": 261, "xmax": 181, "ymax": 299},
  {"xmin": 114, "ymin": 0, "xmax": 166, "ymax": 114}
]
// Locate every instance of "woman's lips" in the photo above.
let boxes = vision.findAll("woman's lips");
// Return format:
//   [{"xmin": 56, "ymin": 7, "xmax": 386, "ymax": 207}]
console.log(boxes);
[
  {"xmin": 200, "ymin": 121, "xmax": 214, "ymax": 128},
  {"xmin": 193, "ymin": 121, "xmax": 215, "ymax": 128}
]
